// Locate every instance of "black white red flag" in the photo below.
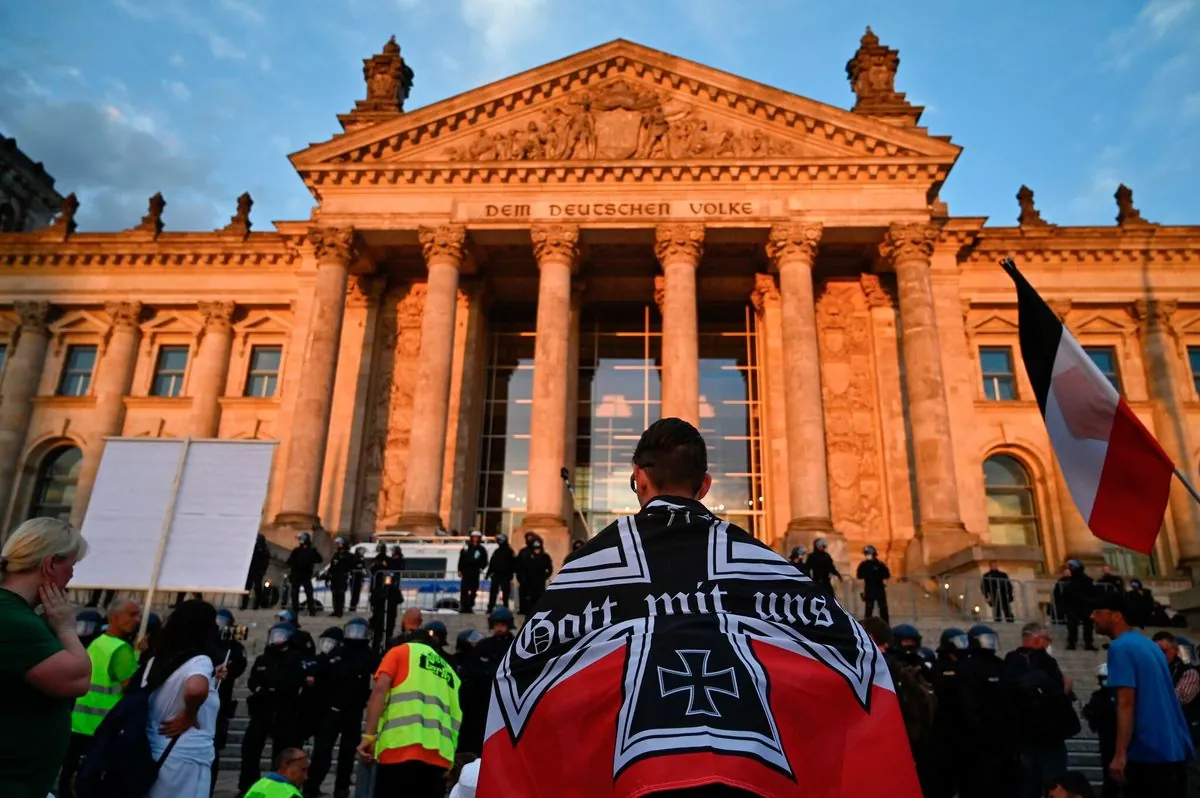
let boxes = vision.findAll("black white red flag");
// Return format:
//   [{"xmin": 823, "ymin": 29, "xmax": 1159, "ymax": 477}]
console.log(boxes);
[
  {"xmin": 1001, "ymin": 257, "xmax": 1174, "ymax": 554},
  {"xmin": 478, "ymin": 497, "xmax": 919, "ymax": 797}
]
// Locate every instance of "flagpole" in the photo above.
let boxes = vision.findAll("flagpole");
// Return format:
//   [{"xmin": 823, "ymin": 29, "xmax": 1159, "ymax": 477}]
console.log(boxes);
[{"xmin": 1174, "ymin": 467, "xmax": 1200, "ymax": 507}]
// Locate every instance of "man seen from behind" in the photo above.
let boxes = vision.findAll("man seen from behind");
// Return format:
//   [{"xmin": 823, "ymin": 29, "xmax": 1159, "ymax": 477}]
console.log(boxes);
[{"xmin": 244, "ymin": 747, "xmax": 309, "ymax": 798}]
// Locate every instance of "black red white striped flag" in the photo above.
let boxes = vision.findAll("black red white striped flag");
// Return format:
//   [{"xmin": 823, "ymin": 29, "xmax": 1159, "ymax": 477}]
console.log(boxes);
[{"xmin": 1001, "ymin": 257, "xmax": 1173, "ymax": 554}]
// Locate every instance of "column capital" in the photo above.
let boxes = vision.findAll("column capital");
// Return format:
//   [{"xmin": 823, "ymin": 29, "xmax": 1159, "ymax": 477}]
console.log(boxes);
[
  {"xmin": 860, "ymin": 273, "xmax": 894, "ymax": 309},
  {"xmin": 653, "ymin": 275, "xmax": 666, "ymax": 314},
  {"xmin": 418, "ymin": 224, "xmax": 467, "ymax": 268},
  {"xmin": 105, "ymin": 301, "xmax": 144, "ymax": 331},
  {"xmin": 531, "ymin": 224, "xmax": 580, "ymax": 267},
  {"xmin": 880, "ymin": 222, "xmax": 939, "ymax": 266},
  {"xmin": 307, "ymin": 226, "xmax": 360, "ymax": 266},
  {"xmin": 654, "ymin": 223, "xmax": 704, "ymax": 265},
  {"xmin": 750, "ymin": 273, "xmax": 780, "ymax": 315},
  {"xmin": 766, "ymin": 222, "xmax": 822, "ymax": 268},
  {"xmin": 1134, "ymin": 298, "xmax": 1178, "ymax": 333},
  {"xmin": 14, "ymin": 301, "xmax": 51, "ymax": 334},
  {"xmin": 198, "ymin": 300, "xmax": 236, "ymax": 331}
]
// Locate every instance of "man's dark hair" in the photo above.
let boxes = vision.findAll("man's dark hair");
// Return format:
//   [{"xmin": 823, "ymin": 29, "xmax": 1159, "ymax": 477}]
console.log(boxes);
[
  {"xmin": 1048, "ymin": 771, "xmax": 1095, "ymax": 798},
  {"xmin": 632, "ymin": 418, "xmax": 708, "ymax": 494},
  {"xmin": 860, "ymin": 616, "xmax": 891, "ymax": 649},
  {"xmin": 1152, "ymin": 630, "xmax": 1177, "ymax": 644}
]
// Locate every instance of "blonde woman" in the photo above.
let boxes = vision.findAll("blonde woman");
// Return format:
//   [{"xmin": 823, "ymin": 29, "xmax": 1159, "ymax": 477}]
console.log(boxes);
[{"xmin": 0, "ymin": 517, "xmax": 92, "ymax": 798}]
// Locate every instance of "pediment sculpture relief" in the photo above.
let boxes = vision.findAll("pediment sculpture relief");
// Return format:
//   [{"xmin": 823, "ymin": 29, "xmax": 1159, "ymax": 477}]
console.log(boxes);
[{"xmin": 444, "ymin": 78, "xmax": 796, "ymax": 162}]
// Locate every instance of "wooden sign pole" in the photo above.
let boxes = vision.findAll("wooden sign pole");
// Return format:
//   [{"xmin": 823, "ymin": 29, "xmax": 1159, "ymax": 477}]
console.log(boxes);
[{"xmin": 137, "ymin": 437, "xmax": 192, "ymax": 642}]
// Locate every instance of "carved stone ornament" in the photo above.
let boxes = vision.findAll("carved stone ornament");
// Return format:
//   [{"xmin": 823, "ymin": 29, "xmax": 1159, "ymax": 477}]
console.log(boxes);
[
  {"xmin": 398, "ymin": 283, "xmax": 428, "ymax": 329},
  {"xmin": 1046, "ymin": 298, "xmax": 1072, "ymax": 321},
  {"xmin": 1016, "ymin": 185, "xmax": 1048, "ymax": 227},
  {"xmin": 221, "ymin": 192, "xmax": 253, "ymax": 237},
  {"xmin": 750, "ymin": 273, "xmax": 780, "ymax": 315},
  {"xmin": 653, "ymin": 275, "xmax": 666, "ymax": 314},
  {"xmin": 859, "ymin": 273, "xmax": 894, "ymax": 309},
  {"xmin": 1134, "ymin": 298, "xmax": 1177, "ymax": 333},
  {"xmin": 354, "ymin": 36, "xmax": 414, "ymax": 115},
  {"xmin": 134, "ymin": 192, "xmax": 166, "ymax": 237},
  {"xmin": 530, "ymin": 224, "xmax": 580, "ymax": 265},
  {"xmin": 418, "ymin": 225, "xmax": 467, "ymax": 267},
  {"xmin": 14, "ymin": 300, "xmax": 51, "ymax": 334},
  {"xmin": 198, "ymin": 300, "xmax": 235, "ymax": 331},
  {"xmin": 46, "ymin": 193, "xmax": 79, "ymax": 237},
  {"xmin": 307, "ymin": 227, "xmax": 359, "ymax": 266},
  {"xmin": 845, "ymin": 27, "xmax": 916, "ymax": 119},
  {"xmin": 347, "ymin": 274, "xmax": 384, "ymax": 308},
  {"xmin": 766, "ymin": 222, "xmax": 822, "ymax": 266},
  {"xmin": 654, "ymin": 223, "xmax": 704, "ymax": 264},
  {"xmin": 105, "ymin": 301, "xmax": 144, "ymax": 331},
  {"xmin": 879, "ymin": 222, "xmax": 939, "ymax": 265},
  {"xmin": 444, "ymin": 78, "xmax": 797, "ymax": 162},
  {"xmin": 1115, "ymin": 184, "xmax": 1153, "ymax": 227}
]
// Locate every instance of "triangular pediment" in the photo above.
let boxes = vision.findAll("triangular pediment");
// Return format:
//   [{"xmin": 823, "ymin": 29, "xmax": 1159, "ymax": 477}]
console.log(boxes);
[
  {"xmin": 1073, "ymin": 313, "xmax": 1133, "ymax": 336},
  {"xmin": 292, "ymin": 40, "xmax": 959, "ymax": 173},
  {"xmin": 971, "ymin": 313, "xmax": 1020, "ymax": 335}
]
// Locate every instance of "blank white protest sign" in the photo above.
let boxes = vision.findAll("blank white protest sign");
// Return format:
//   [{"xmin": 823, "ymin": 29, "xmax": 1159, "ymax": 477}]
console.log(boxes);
[{"xmin": 73, "ymin": 438, "xmax": 277, "ymax": 593}]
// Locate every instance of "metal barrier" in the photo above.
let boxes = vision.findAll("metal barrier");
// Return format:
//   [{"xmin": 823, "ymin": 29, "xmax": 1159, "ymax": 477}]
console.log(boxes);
[{"xmin": 835, "ymin": 575, "xmax": 1040, "ymax": 625}]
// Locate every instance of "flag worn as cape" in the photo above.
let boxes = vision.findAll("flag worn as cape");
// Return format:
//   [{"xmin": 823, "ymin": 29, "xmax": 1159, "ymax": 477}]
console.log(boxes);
[
  {"xmin": 1001, "ymin": 257, "xmax": 1174, "ymax": 554},
  {"xmin": 478, "ymin": 497, "xmax": 919, "ymax": 798}
]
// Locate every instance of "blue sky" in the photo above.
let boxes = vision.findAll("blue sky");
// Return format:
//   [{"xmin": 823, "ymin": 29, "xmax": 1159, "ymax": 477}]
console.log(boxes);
[{"xmin": 1, "ymin": 0, "xmax": 1196, "ymax": 232}]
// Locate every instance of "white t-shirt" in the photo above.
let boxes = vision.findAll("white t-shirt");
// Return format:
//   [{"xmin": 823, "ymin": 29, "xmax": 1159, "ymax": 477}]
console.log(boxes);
[{"xmin": 142, "ymin": 654, "xmax": 220, "ymax": 766}]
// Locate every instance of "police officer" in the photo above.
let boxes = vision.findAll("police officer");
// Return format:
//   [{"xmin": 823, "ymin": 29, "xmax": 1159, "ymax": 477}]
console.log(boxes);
[
  {"xmin": 856, "ymin": 545, "xmax": 891, "ymax": 623},
  {"xmin": 517, "ymin": 537, "xmax": 552, "ymax": 614},
  {"xmin": 787, "ymin": 545, "xmax": 809, "ymax": 576},
  {"xmin": 287, "ymin": 531, "xmax": 324, "ymax": 616},
  {"xmin": 450, "ymin": 628, "xmax": 489, "ymax": 760},
  {"xmin": 347, "ymin": 544, "xmax": 367, "ymax": 614},
  {"xmin": 244, "ymin": 533, "xmax": 271, "ymax": 610},
  {"xmin": 981, "ymin": 560, "xmax": 1015, "ymax": 623},
  {"xmin": 457, "ymin": 530, "xmax": 489, "ymax": 614},
  {"xmin": 75, "ymin": 608, "xmax": 104, "ymax": 650},
  {"xmin": 211, "ymin": 608, "xmax": 248, "ymax": 794},
  {"xmin": 369, "ymin": 542, "xmax": 404, "ymax": 653},
  {"xmin": 959, "ymin": 624, "xmax": 1016, "ymax": 798},
  {"xmin": 475, "ymin": 606, "xmax": 517, "ymax": 676},
  {"xmin": 1063, "ymin": 559, "xmax": 1097, "ymax": 651},
  {"xmin": 805, "ymin": 538, "xmax": 840, "ymax": 593},
  {"xmin": 239, "ymin": 623, "xmax": 310, "ymax": 794},
  {"xmin": 326, "ymin": 537, "xmax": 355, "ymax": 618},
  {"xmin": 931, "ymin": 627, "xmax": 971, "ymax": 798},
  {"xmin": 305, "ymin": 620, "xmax": 377, "ymax": 798},
  {"xmin": 486, "ymin": 532, "xmax": 516, "ymax": 612}
]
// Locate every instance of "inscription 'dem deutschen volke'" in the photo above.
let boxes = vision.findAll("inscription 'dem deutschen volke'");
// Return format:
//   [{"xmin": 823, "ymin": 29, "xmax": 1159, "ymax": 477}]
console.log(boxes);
[{"xmin": 480, "ymin": 200, "xmax": 757, "ymax": 220}]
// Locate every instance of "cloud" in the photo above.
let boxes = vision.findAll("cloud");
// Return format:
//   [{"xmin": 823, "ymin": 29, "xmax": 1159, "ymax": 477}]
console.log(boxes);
[
  {"xmin": 169, "ymin": 53, "xmax": 184, "ymax": 67},
  {"xmin": 218, "ymin": 0, "xmax": 265, "ymax": 25},
  {"xmin": 1067, "ymin": 145, "xmax": 1125, "ymax": 221},
  {"xmin": 1141, "ymin": 0, "xmax": 1194, "ymax": 36},
  {"xmin": 164, "ymin": 79, "xmax": 190, "ymax": 101},
  {"xmin": 459, "ymin": 0, "xmax": 547, "ymax": 67},
  {"xmin": 0, "ymin": 65, "xmax": 223, "ymax": 231},
  {"xmin": 1104, "ymin": 0, "xmax": 1196, "ymax": 69},
  {"xmin": 112, "ymin": 0, "xmax": 248, "ymax": 61}
]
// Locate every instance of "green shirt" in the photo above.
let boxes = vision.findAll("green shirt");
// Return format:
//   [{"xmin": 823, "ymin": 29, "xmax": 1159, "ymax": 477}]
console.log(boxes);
[{"xmin": 0, "ymin": 587, "xmax": 71, "ymax": 798}]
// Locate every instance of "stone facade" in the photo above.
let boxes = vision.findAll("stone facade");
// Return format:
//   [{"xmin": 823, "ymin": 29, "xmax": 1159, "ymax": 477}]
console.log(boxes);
[
  {"xmin": 1, "ymin": 35, "xmax": 1199, "ymax": 581},
  {"xmin": 0, "ymin": 135, "xmax": 63, "ymax": 232}
]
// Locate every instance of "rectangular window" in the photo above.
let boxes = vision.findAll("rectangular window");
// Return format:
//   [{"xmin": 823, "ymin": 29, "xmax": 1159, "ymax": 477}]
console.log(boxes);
[
  {"xmin": 150, "ymin": 346, "xmax": 189, "ymax": 397},
  {"xmin": 58, "ymin": 345, "xmax": 97, "ymax": 396},
  {"xmin": 1085, "ymin": 346, "xmax": 1122, "ymax": 393},
  {"xmin": 244, "ymin": 346, "xmax": 282, "ymax": 398},
  {"xmin": 1189, "ymin": 347, "xmax": 1200, "ymax": 398},
  {"xmin": 980, "ymin": 346, "xmax": 1017, "ymax": 400}
]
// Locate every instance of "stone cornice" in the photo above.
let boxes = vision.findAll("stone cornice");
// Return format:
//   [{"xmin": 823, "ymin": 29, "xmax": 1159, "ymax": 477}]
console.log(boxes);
[
  {"xmin": 963, "ymin": 225, "xmax": 1200, "ymax": 266},
  {"xmin": 0, "ymin": 232, "xmax": 300, "ymax": 269}
]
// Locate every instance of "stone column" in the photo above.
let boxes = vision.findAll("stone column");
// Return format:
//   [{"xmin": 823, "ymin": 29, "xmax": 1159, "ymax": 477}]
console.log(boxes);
[
  {"xmin": 751, "ymin": 275, "xmax": 792, "ymax": 550},
  {"xmin": 1054, "ymin": 459, "xmax": 1106, "ymax": 566},
  {"xmin": 71, "ymin": 301, "xmax": 143, "ymax": 527},
  {"xmin": 187, "ymin": 301, "xmax": 235, "ymax": 438},
  {"xmin": 396, "ymin": 225, "xmax": 466, "ymax": 531},
  {"xmin": 766, "ymin": 223, "xmax": 835, "ymax": 547},
  {"xmin": 274, "ymin": 227, "xmax": 359, "ymax": 531},
  {"xmin": 0, "ymin": 301, "xmax": 52, "ymax": 524},
  {"xmin": 880, "ymin": 223, "xmax": 973, "ymax": 567},
  {"xmin": 654, "ymin": 224, "xmax": 704, "ymax": 426},
  {"xmin": 1137, "ymin": 299, "xmax": 1200, "ymax": 573},
  {"xmin": 523, "ymin": 225, "xmax": 579, "ymax": 566}
]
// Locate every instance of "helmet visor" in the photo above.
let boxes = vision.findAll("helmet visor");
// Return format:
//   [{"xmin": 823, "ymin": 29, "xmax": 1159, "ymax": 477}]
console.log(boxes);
[
  {"xmin": 75, "ymin": 619, "xmax": 97, "ymax": 637},
  {"xmin": 267, "ymin": 627, "xmax": 292, "ymax": 647},
  {"xmin": 973, "ymin": 633, "xmax": 1000, "ymax": 652},
  {"xmin": 947, "ymin": 633, "xmax": 969, "ymax": 651},
  {"xmin": 318, "ymin": 637, "xmax": 340, "ymax": 655},
  {"xmin": 344, "ymin": 622, "xmax": 369, "ymax": 641}
]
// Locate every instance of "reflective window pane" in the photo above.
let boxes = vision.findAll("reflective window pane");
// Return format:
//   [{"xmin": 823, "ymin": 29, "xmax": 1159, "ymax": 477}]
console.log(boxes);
[
  {"xmin": 245, "ymin": 345, "xmax": 282, "ymax": 398},
  {"xmin": 58, "ymin": 345, "xmax": 97, "ymax": 396},
  {"xmin": 1084, "ymin": 346, "xmax": 1122, "ymax": 393},
  {"xmin": 983, "ymin": 454, "xmax": 1041, "ymax": 549},
  {"xmin": 150, "ymin": 345, "xmax": 189, "ymax": 397},
  {"xmin": 29, "ymin": 446, "xmax": 83, "ymax": 522}
]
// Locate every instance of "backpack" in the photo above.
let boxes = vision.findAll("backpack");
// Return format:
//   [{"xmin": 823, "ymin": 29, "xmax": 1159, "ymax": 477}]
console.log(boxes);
[
  {"xmin": 891, "ymin": 659, "xmax": 938, "ymax": 746},
  {"xmin": 75, "ymin": 668, "xmax": 178, "ymax": 798},
  {"xmin": 1010, "ymin": 652, "xmax": 1080, "ymax": 744}
]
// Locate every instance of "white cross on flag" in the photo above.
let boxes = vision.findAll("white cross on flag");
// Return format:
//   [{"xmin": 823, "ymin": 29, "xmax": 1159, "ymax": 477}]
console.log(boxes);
[{"xmin": 1001, "ymin": 257, "xmax": 1175, "ymax": 554}]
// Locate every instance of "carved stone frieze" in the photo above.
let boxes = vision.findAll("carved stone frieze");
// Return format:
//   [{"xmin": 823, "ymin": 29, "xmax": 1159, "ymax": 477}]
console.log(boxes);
[
  {"xmin": 105, "ymin": 301, "xmax": 143, "ymax": 331},
  {"xmin": 750, "ymin": 273, "xmax": 780, "ymax": 315},
  {"xmin": 198, "ymin": 300, "xmax": 235, "ymax": 331},
  {"xmin": 347, "ymin": 274, "xmax": 384, "ymax": 308},
  {"xmin": 654, "ymin": 223, "xmax": 704, "ymax": 264},
  {"xmin": 530, "ymin": 224, "xmax": 580, "ymax": 265},
  {"xmin": 418, "ymin": 225, "xmax": 467, "ymax": 267},
  {"xmin": 653, "ymin": 275, "xmax": 665, "ymax": 314},
  {"xmin": 1134, "ymin": 298, "xmax": 1178, "ymax": 335},
  {"xmin": 816, "ymin": 280, "xmax": 886, "ymax": 545},
  {"xmin": 307, "ymin": 227, "xmax": 359, "ymax": 265},
  {"xmin": 859, "ymin": 273, "xmax": 894, "ymax": 309},
  {"xmin": 766, "ymin": 222, "xmax": 822, "ymax": 266},
  {"xmin": 444, "ymin": 78, "xmax": 797, "ymax": 162},
  {"xmin": 398, "ymin": 283, "xmax": 428, "ymax": 329},
  {"xmin": 14, "ymin": 301, "xmax": 51, "ymax": 334},
  {"xmin": 879, "ymin": 222, "xmax": 939, "ymax": 265}
]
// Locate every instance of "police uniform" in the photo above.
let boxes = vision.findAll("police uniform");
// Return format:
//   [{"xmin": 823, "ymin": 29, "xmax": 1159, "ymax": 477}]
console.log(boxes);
[
  {"xmin": 239, "ymin": 629, "xmax": 310, "ymax": 794},
  {"xmin": 856, "ymin": 556, "xmax": 891, "ymax": 623},
  {"xmin": 327, "ymin": 542, "xmax": 355, "ymax": 618},
  {"xmin": 210, "ymin": 623, "xmax": 248, "ymax": 794},
  {"xmin": 457, "ymin": 537, "xmax": 489, "ymax": 613},
  {"xmin": 306, "ymin": 631, "xmax": 377, "ymax": 798},
  {"xmin": 370, "ymin": 548, "xmax": 405, "ymax": 652}
]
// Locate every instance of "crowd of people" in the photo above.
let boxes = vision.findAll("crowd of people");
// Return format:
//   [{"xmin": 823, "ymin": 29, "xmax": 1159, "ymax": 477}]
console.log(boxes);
[{"xmin": 2, "ymin": 417, "xmax": 1199, "ymax": 798}]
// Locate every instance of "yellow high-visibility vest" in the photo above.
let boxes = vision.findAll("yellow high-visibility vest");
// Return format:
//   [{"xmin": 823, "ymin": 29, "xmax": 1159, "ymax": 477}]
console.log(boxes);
[
  {"xmin": 375, "ymin": 642, "xmax": 462, "ymax": 766},
  {"xmin": 70, "ymin": 634, "xmax": 132, "ymax": 736}
]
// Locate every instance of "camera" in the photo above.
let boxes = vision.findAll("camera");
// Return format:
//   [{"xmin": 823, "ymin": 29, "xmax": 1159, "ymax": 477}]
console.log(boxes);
[{"xmin": 220, "ymin": 625, "xmax": 250, "ymax": 642}]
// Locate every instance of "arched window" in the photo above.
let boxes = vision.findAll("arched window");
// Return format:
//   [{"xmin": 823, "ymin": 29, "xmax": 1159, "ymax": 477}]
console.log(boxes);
[
  {"xmin": 983, "ymin": 454, "xmax": 1041, "ymax": 547},
  {"xmin": 29, "ymin": 446, "xmax": 83, "ymax": 522}
]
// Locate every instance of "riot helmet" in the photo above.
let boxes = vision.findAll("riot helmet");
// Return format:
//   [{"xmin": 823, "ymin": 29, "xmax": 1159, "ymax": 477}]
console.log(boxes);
[
  {"xmin": 469, "ymin": 530, "xmax": 482, "ymax": 540},
  {"xmin": 276, "ymin": 608, "xmax": 297, "ymax": 626},
  {"xmin": 335, "ymin": 536, "xmax": 347, "ymax": 549},
  {"xmin": 917, "ymin": 646, "xmax": 936, "ymax": 668},
  {"xmin": 421, "ymin": 620, "xmax": 448, "ymax": 648},
  {"xmin": 892, "ymin": 624, "xmax": 921, "ymax": 650},
  {"xmin": 297, "ymin": 532, "xmax": 311, "ymax": 545},
  {"xmin": 145, "ymin": 612, "xmax": 163, "ymax": 638},
  {"xmin": 863, "ymin": 545, "xmax": 877, "ymax": 557},
  {"xmin": 318, "ymin": 626, "xmax": 344, "ymax": 655},
  {"xmin": 939, "ymin": 627, "xmax": 969, "ymax": 652},
  {"xmin": 789, "ymin": 545, "xmax": 807, "ymax": 560},
  {"xmin": 267, "ymin": 623, "xmax": 296, "ymax": 649},
  {"xmin": 1130, "ymin": 579, "xmax": 1143, "ymax": 590},
  {"xmin": 813, "ymin": 538, "xmax": 827, "ymax": 551},
  {"xmin": 1067, "ymin": 559, "xmax": 1083, "ymax": 572},
  {"xmin": 344, "ymin": 617, "xmax": 370, "ymax": 642},
  {"xmin": 75, "ymin": 609, "xmax": 103, "ymax": 641},
  {"xmin": 216, "ymin": 608, "xmax": 235, "ymax": 629},
  {"xmin": 967, "ymin": 624, "xmax": 1000, "ymax": 652},
  {"xmin": 496, "ymin": 533, "xmax": 508, "ymax": 544},
  {"xmin": 457, "ymin": 628, "xmax": 484, "ymax": 653},
  {"xmin": 489, "ymin": 606, "xmax": 514, "ymax": 631}
]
